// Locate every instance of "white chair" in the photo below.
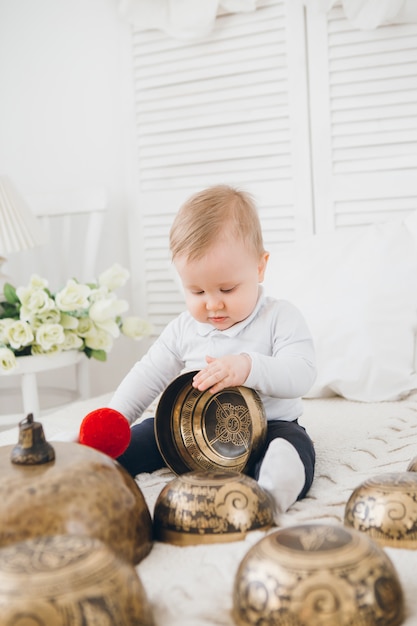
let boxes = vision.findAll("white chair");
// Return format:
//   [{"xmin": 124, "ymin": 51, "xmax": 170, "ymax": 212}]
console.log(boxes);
[{"xmin": 0, "ymin": 187, "xmax": 107, "ymax": 419}]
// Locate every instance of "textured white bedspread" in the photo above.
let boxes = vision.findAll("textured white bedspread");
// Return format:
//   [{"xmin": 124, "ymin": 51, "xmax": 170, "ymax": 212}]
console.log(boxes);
[{"xmin": 1, "ymin": 391, "xmax": 417, "ymax": 625}]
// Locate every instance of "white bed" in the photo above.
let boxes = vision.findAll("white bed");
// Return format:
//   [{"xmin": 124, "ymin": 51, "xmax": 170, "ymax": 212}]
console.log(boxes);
[{"xmin": 1, "ymin": 389, "xmax": 417, "ymax": 625}]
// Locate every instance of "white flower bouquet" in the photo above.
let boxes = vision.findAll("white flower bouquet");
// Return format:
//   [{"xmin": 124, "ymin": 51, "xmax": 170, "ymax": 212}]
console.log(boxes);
[{"xmin": 0, "ymin": 263, "xmax": 152, "ymax": 372}]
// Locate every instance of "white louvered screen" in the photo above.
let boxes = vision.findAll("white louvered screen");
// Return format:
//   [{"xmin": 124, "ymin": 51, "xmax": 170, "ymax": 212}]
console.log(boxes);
[
  {"xmin": 306, "ymin": 3, "xmax": 417, "ymax": 232},
  {"xmin": 129, "ymin": 0, "xmax": 312, "ymax": 332}
]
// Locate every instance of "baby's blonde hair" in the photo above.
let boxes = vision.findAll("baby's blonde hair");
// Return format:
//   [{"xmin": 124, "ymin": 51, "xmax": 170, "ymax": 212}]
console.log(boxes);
[{"xmin": 169, "ymin": 185, "xmax": 265, "ymax": 261}]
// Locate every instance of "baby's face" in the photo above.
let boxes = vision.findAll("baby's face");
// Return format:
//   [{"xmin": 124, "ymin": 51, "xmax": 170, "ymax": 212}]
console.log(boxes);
[{"xmin": 174, "ymin": 236, "xmax": 268, "ymax": 330}]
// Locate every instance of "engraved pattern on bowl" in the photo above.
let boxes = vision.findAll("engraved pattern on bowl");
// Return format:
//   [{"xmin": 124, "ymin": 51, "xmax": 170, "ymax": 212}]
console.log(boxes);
[
  {"xmin": 344, "ymin": 472, "xmax": 417, "ymax": 548},
  {"xmin": 0, "ymin": 534, "xmax": 154, "ymax": 626},
  {"xmin": 155, "ymin": 371, "xmax": 267, "ymax": 475},
  {"xmin": 0, "ymin": 441, "xmax": 153, "ymax": 564},
  {"xmin": 153, "ymin": 470, "xmax": 274, "ymax": 545},
  {"xmin": 233, "ymin": 523, "xmax": 404, "ymax": 626}
]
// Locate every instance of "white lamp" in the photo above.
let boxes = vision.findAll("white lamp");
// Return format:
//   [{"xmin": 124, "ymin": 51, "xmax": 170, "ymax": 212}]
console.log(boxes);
[{"xmin": 0, "ymin": 175, "xmax": 44, "ymax": 294}]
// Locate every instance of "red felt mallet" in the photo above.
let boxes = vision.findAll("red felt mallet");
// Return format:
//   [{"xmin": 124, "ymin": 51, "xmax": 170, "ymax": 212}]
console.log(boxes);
[{"xmin": 79, "ymin": 408, "xmax": 131, "ymax": 458}]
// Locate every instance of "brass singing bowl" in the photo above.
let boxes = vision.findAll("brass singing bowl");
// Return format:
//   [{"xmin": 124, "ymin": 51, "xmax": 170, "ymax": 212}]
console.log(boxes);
[
  {"xmin": 0, "ymin": 534, "xmax": 154, "ymax": 626},
  {"xmin": 344, "ymin": 472, "xmax": 417, "ymax": 549},
  {"xmin": 233, "ymin": 523, "xmax": 404, "ymax": 626},
  {"xmin": 0, "ymin": 439, "xmax": 153, "ymax": 565},
  {"xmin": 153, "ymin": 470, "xmax": 274, "ymax": 545},
  {"xmin": 155, "ymin": 370, "xmax": 267, "ymax": 475}
]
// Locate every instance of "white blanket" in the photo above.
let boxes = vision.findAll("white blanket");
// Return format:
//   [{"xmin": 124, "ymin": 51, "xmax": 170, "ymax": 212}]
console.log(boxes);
[{"xmin": 1, "ymin": 392, "xmax": 417, "ymax": 625}]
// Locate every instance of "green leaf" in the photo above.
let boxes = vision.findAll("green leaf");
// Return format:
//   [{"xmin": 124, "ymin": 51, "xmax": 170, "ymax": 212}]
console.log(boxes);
[
  {"xmin": 0, "ymin": 301, "xmax": 19, "ymax": 319},
  {"xmin": 84, "ymin": 348, "xmax": 107, "ymax": 362},
  {"xmin": 15, "ymin": 346, "xmax": 32, "ymax": 357},
  {"xmin": 90, "ymin": 349, "xmax": 107, "ymax": 362},
  {"xmin": 3, "ymin": 283, "xmax": 19, "ymax": 305}
]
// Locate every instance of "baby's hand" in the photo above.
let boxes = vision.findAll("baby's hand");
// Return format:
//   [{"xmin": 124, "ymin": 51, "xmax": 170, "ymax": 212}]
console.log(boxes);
[{"xmin": 192, "ymin": 354, "xmax": 251, "ymax": 394}]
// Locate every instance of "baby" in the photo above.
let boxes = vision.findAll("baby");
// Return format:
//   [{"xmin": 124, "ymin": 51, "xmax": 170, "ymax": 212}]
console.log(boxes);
[{"xmin": 109, "ymin": 184, "xmax": 317, "ymax": 519}]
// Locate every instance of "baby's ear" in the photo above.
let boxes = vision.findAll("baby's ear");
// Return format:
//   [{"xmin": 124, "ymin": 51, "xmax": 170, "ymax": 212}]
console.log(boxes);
[{"xmin": 258, "ymin": 251, "xmax": 270, "ymax": 282}]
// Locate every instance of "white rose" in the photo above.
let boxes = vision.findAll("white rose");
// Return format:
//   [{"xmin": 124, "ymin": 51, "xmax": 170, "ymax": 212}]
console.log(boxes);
[
  {"xmin": 6, "ymin": 320, "xmax": 34, "ymax": 350},
  {"xmin": 0, "ymin": 318, "xmax": 14, "ymax": 344},
  {"xmin": 32, "ymin": 307, "xmax": 61, "ymax": 326},
  {"xmin": 28, "ymin": 274, "xmax": 49, "ymax": 289},
  {"xmin": 62, "ymin": 330, "xmax": 84, "ymax": 351},
  {"xmin": 0, "ymin": 346, "xmax": 17, "ymax": 371},
  {"xmin": 85, "ymin": 328, "xmax": 113, "ymax": 352},
  {"xmin": 93, "ymin": 318, "xmax": 121, "ymax": 339},
  {"xmin": 59, "ymin": 312, "xmax": 79, "ymax": 330},
  {"xmin": 55, "ymin": 280, "xmax": 91, "ymax": 312},
  {"xmin": 25, "ymin": 316, "xmax": 42, "ymax": 331},
  {"xmin": 98, "ymin": 263, "xmax": 130, "ymax": 291},
  {"xmin": 35, "ymin": 323, "xmax": 65, "ymax": 351},
  {"xmin": 121, "ymin": 316, "xmax": 153, "ymax": 340},
  {"xmin": 76, "ymin": 317, "xmax": 95, "ymax": 337},
  {"xmin": 17, "ymin": 285, "xmax": 54, "ymax": 320},
  {"xmin": 89, "ymin": 297, "xmax": 128, "ymax": 323},
  {"xmin": 88, "ymin": 286, "xmax": 110, "ymax": 303},
  {"xmin": 31, "ymin": 343, "xmax": 60, "ymax": 356},
  {"xmin": 89, "ymin": 297, "xmax": 129, "ymax": 339}
]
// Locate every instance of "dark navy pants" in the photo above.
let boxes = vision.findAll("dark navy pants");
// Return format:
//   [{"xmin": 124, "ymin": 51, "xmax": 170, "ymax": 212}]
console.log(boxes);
[{"xmin": 117, "ymin": 417, "xmax": 315, "ymax": 501}]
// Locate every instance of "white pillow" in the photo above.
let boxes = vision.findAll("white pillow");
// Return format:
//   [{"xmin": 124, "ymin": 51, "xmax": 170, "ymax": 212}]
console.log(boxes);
[{"xmin": 263, "ymin": 218, "xmax": 417, "ymax": 402}]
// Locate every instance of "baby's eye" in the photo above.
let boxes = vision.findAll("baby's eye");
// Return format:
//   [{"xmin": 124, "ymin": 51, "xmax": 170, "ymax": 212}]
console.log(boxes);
[
  {"xmin": 221, "ymin": 287, "xmax": 235, "ymax": 293},
  {"xmin": 191, "ymin": 290, "xmax": 204, "ymax": 295}
]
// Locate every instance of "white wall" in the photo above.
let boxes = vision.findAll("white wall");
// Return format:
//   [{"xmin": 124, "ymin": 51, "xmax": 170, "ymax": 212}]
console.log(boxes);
[
  {"xmin": 0, "ymin": 0, "xmax": 135, "ymax": 266},
  {"xmin": 0, "ymin": 0, "xmax": 146, "ymax": 407}
]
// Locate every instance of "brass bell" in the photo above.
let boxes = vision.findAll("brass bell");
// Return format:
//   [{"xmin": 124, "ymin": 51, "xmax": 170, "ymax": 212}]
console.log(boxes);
[{"xmin": 11, "ymin": 413, "xmax": 55, "ymax": 465}]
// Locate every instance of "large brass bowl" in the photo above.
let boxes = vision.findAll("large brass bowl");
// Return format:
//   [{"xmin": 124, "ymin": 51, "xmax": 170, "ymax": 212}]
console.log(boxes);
[
  {"xmin": 0, "ymin": 440, "xmax": 153, "ymax": 564},
  {"xmin": 153, "ymin": 470, "xmax": 274, "ymax": 545},
  {"xmin": 155, "ymin": 370, "xmax": 267, "ymax": 475},
  {"xmin": 344, "ymin": 472, "xmax": 417, "ymax": 548},
  {"xmin": 0, "ymin": 534, "xmax": 154, "ymax": 626},
  {"xmin": 233, "ymin": 523, "xmax": 404, "ymax": 626}
]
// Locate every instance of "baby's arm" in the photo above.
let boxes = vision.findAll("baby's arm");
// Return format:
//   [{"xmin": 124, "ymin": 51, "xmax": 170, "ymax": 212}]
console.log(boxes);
[
  {"xmin": 192, "ymin": 353, "xmax": 251, "ymax": 393},
  {"xmin": 109, "ymin": 322, "xmax": 185, "ymax": 423},
  {"xmin": 245, "ymin": 303, "xmax": 316, "ymax": 399}
]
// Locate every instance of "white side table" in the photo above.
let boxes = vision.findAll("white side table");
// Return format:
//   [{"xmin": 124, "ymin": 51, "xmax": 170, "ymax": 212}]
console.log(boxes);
[{"xmin": 0, "ymin": 352, "xmax": 90, "ymax": 419}]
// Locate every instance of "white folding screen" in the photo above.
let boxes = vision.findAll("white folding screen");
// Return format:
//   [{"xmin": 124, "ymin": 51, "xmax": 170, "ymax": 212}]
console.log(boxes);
[
  {"xmin": 307, "ymin": 4, "xmax": 417, "ymax": 231},
  {"xmin": 130, "ymin": 0, "xmax": 312, "ymax": 331},
  {"xmin": 129, "ymin": 0, "xmax": 417, "ymax": 331}
]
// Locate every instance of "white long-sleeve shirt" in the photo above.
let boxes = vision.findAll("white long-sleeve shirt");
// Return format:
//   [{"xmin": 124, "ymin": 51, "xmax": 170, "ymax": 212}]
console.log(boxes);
[{"xmin": 109, "ymin": 288, "xmax": 316, "ymax": 424}]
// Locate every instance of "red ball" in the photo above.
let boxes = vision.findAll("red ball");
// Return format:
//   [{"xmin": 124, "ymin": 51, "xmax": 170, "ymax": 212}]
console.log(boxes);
[{"xmin": 79, "ymin": 408, "xmax": 131, "ymax": 458}]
